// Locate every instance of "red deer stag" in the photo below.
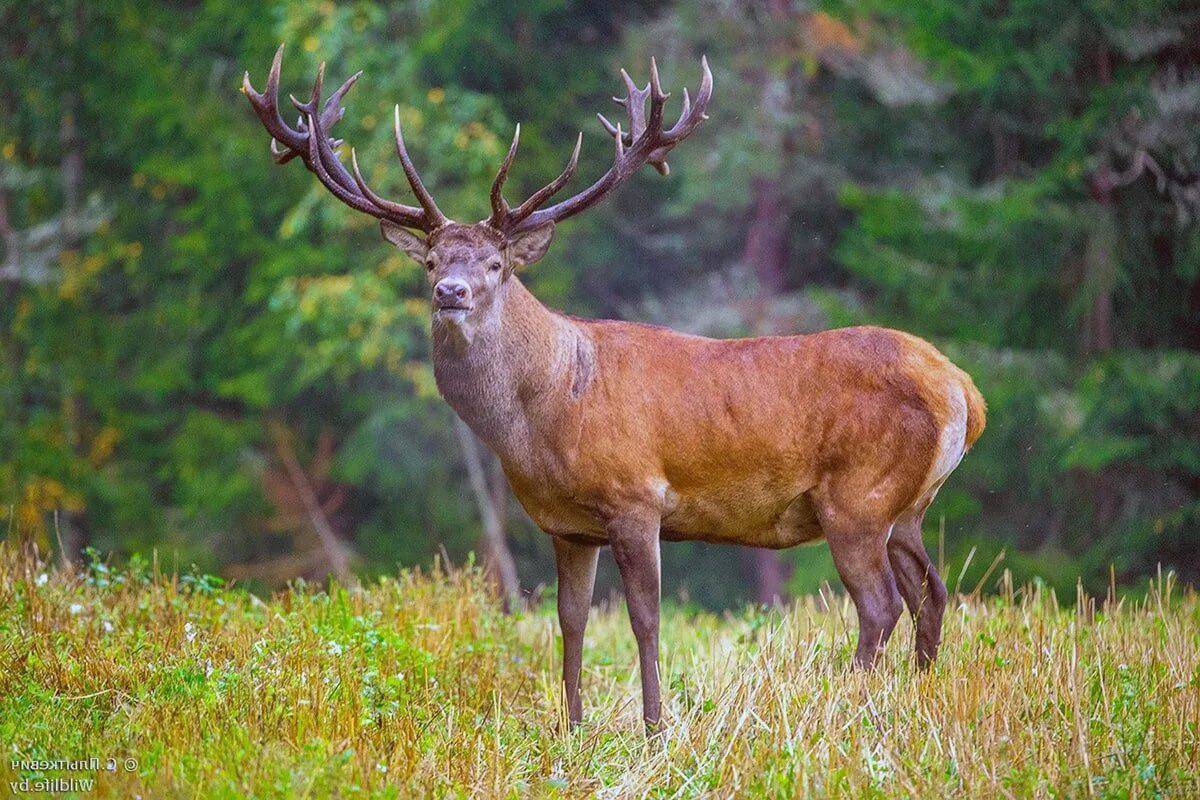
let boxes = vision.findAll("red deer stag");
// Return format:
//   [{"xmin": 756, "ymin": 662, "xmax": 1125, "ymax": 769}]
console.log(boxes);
[{"xmin": 245, "ymin": 46, "xmax": 986, "ymax": 728}]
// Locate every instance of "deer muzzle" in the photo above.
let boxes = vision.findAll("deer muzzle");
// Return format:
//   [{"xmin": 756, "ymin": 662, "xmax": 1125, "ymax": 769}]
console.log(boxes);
[{"xmin": 433, "ymin": 278, "xmax": 473, "ymax": 312}]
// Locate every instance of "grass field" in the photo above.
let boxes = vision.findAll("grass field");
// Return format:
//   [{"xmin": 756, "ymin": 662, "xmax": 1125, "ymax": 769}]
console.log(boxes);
[{"xmin": 1, "ymin": 544, "xmax": 1198, "ymax": 799}]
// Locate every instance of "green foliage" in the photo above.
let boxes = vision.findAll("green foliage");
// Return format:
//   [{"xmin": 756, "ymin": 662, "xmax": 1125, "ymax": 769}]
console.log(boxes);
[
  {"xmin": 1, "ymin": 0, "xmax": 655, "ymax": 582},
  {"xmin": 1, "ymin": 0, "xmax": 1197, "ymax": 604},
  {"xmin": 813, "ymin": 0, "xmax": 1200, "ymax": 593}
]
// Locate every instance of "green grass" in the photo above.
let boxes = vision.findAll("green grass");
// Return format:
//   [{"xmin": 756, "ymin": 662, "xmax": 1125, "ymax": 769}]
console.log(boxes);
[{"xmin": 1, "ymin": 545, "xmax": 1198, "ymax": 799}]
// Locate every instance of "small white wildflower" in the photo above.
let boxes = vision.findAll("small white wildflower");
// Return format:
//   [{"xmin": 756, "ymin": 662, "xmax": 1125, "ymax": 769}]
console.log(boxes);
[
  {"xmin": 35, "ymin": 573, "xmax": 49, "ymax": 586},
  {"xmin": 102, "ymin": 620, "xmax": 114, "ymax": 633},
  {"xmin": 184, "ymin": 622, "xmax": 197, "ymax": 642},
  {"xmin": 69, "ymin": 603, "xmax": 84, "ymax": 615},
  {"xmin": 376, "ymin": 763, "xmax": 388, "ymax": 774},
  {"xmin": 326, "ymin": 641, "xmax": 344, "ymax": 656}
]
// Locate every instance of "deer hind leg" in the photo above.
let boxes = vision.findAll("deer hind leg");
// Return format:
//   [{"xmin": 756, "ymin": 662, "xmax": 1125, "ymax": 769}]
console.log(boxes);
[
  {"xmin": 817, "ymin": 505, "xmax": 904, "ymax": 670},
  {"xmin": 886, "ymin": 511, "xmax": 947, "ymax": 669},
  {"xmin": 553, "ymin": 537, "xmax": 600, "ymax": 728}
]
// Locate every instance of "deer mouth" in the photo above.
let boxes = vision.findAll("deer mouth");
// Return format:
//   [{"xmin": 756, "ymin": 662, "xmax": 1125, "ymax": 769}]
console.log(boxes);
[{"xmin": 434, "ymin": 303, "xmax": 473, "ymax": 314}]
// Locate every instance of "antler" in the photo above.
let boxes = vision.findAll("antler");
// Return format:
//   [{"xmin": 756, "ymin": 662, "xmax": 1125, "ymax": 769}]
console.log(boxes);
[
  {"xmin": 488, "ymin": 56, "xmax": 713, "ymax": 235},
  {"xmin": 243, "ymin": 44, "xmax": 448, "ymax": 233}
]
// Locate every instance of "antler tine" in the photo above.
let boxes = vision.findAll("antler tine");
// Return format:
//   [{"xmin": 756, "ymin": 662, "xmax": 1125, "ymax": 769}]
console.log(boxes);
[
  {"xmin": 643, "ymin": 58, "xmax": 669, "ymax": 174},
  {"xmin": 619, "ymin": 69, "xmax": 650, "ymax": 143},
  {"xmin": 677, "ymin": 87, "xmax": 691, "ymax": 127},
  {"xmin": 488, "ymin": 124, "xmax": 521, "ymax": 226},
  {"xmin": 393, "ymin": 106, "xmax": 448, "ymax": 228},
  {"xmin": 664, "ymin": 55, "xmax": 713, "ymax": 140},
  {"xmin": 322, "ymin": 70, "xmax": 361, "ymax": 129},
  {"xmin": 596, "ymin": 113, "xmax": 632, "ymax": 144},
  {"xmin": 649, "ymin": 57, "xmax": 669, "ymax": 102},
  {"xmin": 619, "ymin": 67, "xmax": 640, "ymax": 100},
  {"xmin": 642, "ymin": 55, "xmax": 712, "ymax": 176},
  {"xmin": 269, "ymin": 138, "xmax": 296, "ymax": 164},
  {"xmin": 313, "ymin": 73, "xmax": 438, "ymax": 230}
]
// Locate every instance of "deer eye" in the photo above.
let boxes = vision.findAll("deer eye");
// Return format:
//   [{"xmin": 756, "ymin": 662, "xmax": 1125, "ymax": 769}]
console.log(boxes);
[{"xmin": 486, "ymin": 258, "xmax": 502, "ymax": 272}]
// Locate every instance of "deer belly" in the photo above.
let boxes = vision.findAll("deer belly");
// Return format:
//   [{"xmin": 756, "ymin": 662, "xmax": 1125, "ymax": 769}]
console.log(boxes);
[
  {"xmin": 661, "ymin": 484, "xmax": 823, "ymax": 548},
  {"xmin": 506, "ymin": 477, "xmax": 608, "ymax": 539},
  {"xmin": 508, "ymin": 466, "xmax": 824, "ymax": 548}
]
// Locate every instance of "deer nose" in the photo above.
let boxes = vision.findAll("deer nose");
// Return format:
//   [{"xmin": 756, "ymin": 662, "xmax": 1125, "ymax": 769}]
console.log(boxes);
[{"xmin": 434, "ymin": 279, "xmax": 471, "ymax": 307}]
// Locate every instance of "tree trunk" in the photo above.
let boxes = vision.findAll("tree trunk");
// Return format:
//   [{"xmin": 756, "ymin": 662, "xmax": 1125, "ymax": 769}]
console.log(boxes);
[
  {"xmin": 0, "ymin": 180, "xmax": 17, "ymax": 284},
  {"xmin": 1186, "ymin": 271, "xmax": 1200, "ymax": 351},
  {"xmin": 56, "ymin": 79, "xmax": 88, "ymax": 566},
  {"xmin": 741, "ymin": 176, "xmax": 789, "ymax": 294},
  {"xmin": 1079, "ymin": 201, "xmax": 1116, "ymax": 355},
  {"xmin": 454, "ymin": 417, "xmax": 521, "ymax": 611},
  {"xmin": 751, "ymin": 547, "xmax": 789, "ymax": 605}
]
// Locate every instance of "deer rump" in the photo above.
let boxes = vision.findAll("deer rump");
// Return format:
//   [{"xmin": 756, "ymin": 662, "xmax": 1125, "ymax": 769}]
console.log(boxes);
[{"xmin": 501, "ymin": 323, "xmax": 983, "ymax": 550}]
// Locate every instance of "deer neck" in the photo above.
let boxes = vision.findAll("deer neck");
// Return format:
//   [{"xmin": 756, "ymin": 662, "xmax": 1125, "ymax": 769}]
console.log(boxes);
[{"xmin": 431, "ymin": 277, "xmax": 576, "ymax": 464}]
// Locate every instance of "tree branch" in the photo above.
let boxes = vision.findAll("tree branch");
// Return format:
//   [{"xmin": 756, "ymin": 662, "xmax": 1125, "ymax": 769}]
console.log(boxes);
[
  {"xmin": 0, "ymin": 177, "xmax": 19, "ymax": 283},
  {"xmin": 268, "ymin": 422, "xmax": 354, "ymax": 584}
]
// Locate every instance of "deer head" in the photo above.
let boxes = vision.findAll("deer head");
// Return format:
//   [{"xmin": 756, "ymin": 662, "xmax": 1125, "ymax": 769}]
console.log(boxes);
[{"xmin": 243, "ymin": 45, "xmax": 712, "ymax": 337}]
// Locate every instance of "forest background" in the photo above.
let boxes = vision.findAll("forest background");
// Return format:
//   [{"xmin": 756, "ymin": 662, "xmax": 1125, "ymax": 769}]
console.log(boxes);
[{"xmin": 2, "ymin": 0, "xmax": 1197, "ymax": 607}]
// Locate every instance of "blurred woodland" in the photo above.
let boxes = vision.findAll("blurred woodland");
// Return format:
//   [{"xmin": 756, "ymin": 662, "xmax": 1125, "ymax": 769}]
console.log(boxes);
[{"xmin": 2, "ymin": 0, "xmax": 1198, "ymax": 607}]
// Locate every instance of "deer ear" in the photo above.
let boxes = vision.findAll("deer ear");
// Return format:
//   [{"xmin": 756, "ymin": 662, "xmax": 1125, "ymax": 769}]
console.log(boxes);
[
  {"xmin": 380, "ymin": 220, "xmax": 429, "ymax": 262},
  {"xmin": 506, "ymin": 222, "xmax": 555, "ymax": 267}
]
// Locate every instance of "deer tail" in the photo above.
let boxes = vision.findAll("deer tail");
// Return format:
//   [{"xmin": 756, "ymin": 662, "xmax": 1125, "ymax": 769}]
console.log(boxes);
[{"xmin": 962, "ymin": 376, "xmax": 987, "ymax": 450}]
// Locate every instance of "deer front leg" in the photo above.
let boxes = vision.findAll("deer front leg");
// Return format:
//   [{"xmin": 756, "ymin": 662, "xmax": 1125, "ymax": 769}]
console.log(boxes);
[
  {"xmin": 553, "ymin": 537, "xmax": 599, "ymax": 727},
  {"xmin": 607, "ymin": 514, "xmax": 663, "ymax": 730}
]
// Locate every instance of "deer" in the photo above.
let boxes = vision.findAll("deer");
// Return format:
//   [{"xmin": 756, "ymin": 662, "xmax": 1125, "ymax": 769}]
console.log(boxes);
[{"xmin": 244, "ymin": 45, "xmax": 986, "ymax": 729}]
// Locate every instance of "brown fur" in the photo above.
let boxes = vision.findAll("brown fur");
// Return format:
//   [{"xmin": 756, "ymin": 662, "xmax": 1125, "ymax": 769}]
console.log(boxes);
[{"xmin": 430, "ymin": 264, "xmax": 981, "ymax": 551}]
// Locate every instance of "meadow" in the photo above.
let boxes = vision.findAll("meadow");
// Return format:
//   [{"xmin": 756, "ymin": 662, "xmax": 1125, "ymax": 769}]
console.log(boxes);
[{"xmin": 1, "ymin": 544, "xmax": 1197, "ymax": 799}]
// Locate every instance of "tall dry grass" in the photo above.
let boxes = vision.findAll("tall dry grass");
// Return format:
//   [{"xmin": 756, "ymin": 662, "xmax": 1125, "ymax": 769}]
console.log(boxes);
[{"xmin": 1, "ymin": 543, "xmax": 1197, "ymax": 798}]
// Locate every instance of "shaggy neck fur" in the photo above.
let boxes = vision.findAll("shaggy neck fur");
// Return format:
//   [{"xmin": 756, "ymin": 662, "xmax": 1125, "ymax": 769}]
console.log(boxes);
[{"xmin": 431, "ymin": 277, "xmax": 578, "ymax": 466}]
